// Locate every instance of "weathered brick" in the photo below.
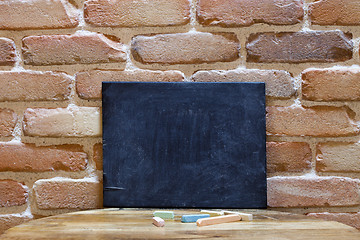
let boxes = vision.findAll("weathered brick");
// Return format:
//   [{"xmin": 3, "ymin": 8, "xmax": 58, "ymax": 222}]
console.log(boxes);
[
  {"xmin": 0, "ymin": 180, "xmax": 28, "ymax": 207},
  {"xmin": 197, "ymin": 0, "xmax": 303, "ymax": 27},
  {"xmin": 266, "ymin": 105, "xmax": 359, "ymax": 137},
  {"xmin": 191, "ymin": 69, "xmax": 295, "ymax": 98},
  {"xmin": 267, "ymin": 142, "xmax": 312, "ymax": 173},
  {"xmin": 0, "ymin": 71, "xmax": 72, "ymax": 102},
  {"xmin": 0, "ymin": 109, "xmax": 17, "ymax": 137},
  {"xmin": 0, "ymin": 0, "xmax": 78, "ymax": 30},
  {"xmin": 22, "ymin": 33, "xmax": 126, "ymax": 66},
  {"xmin": 317, "ymin": 142, "xmax": 360, "ymax": 173},
  {"xmin": 0, "ymin": 215, "xmax": 32, "ymax": 235},
  {"xmin": 93, "ymin": 143, "xmax": 102, "ymax": 170},
  {"xmin": 23, "ymin": 106, "xmax": 101, "ymax": 137},
  {"xmin": 302, "ymin": 67, "xmax": 360, "ymax": 101},
  {"xmin": 76, "ymin": 69, "xmax": 184, "ymax": 99},
  {"xmin": 0, "ymin": 38, "xmax": 16, "ymax": 66},
  {"xmin": 267, "ymin": 176, "xmax": 360, "ymax": 207},
  {"xmin": 307, "ymin": 212, "xmax": 360, "ymax": 230},
  {"xmin": 309, "ymin": 0, "xmax": 360, "ymax": 26},
  {"xmin": 84, "ymin": 0, "xmax": 190, "ymax": 27},
  {"xmin": 0, "ymin": 142, "xmax": 87, "ymax": 172},
  {"xmin": 131, "ymin": 32, "xmax": 239, "ymax": 64},
  {"xmin": 34, "ymin": 180, "xmax": 102, "ymax": 209},
  {"xmin": 246, "ymin": 31, "xmax": 353, "ymax": 63}
]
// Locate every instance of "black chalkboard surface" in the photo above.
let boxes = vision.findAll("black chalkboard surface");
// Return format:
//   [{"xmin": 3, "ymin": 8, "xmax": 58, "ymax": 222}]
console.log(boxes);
[{"xmin": 102, "ymin": 82, "xmax": 266, "ymax": 209}]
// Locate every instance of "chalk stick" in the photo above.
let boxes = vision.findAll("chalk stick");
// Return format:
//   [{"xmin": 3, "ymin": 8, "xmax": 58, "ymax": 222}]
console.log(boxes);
[
  {"xmin": 196, "ymin": 215, "xmax": 241, "ymax": 227},
  {"xmin": 200, "ymin": 210, "xmax": 223, "ymax": 217},
  {"xmin": 221, "ymin": 210, "xmax": 253, "ymax": 221},
  {"xmin": 152, "ymin": 217, "xmax": 165, "ymax": 227},
  {"xmin": 153, "ymin": 211, "xmax": 174, "ymax": 219},
  {"xmin": 181, "ymin": 214, "xmax": 210, "ymax": 223}
]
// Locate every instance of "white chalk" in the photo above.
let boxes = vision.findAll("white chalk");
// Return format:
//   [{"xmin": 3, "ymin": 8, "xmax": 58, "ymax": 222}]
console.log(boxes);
[
  {"xmin": 221, "ymin": 210, "xmax": 253, "ymax": 221},
  {"xmin": 152, "ymin": 217, "xmax": 165, "ymax": 227}
]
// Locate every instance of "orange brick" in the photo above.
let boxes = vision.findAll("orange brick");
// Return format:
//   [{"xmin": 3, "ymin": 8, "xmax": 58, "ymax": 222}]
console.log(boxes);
[
  {"xmin": 23, "ymin": 106, "xmax": 101, "ymax": 137},
  {"xmin": 0, "ymin": 109, "xmax": 17, "ymax": 137},
  {"xmin": 0, "ymin": 71, "xmax": 72, "ymax": 101},
  {"xmin": 309, "ymin": 0, "xmax": 360, "ymax": 25},
  {"xmin": 0, "ymin": 215, "xmax": 32, "ymax": 235},
  {"xmin": 197, "ymin": 0, "xmax": 303, "ymax": 26},
  {"xmin": 307, "ymin": 212, "xmax": 360, "ymax": 230},
  {"xmin": 302, "ymin": 67, "xmax": 360, "ymax": 101},
  {"xmin": 267, "ymin": 142, "xmax": 312, "ymax": 173},
  {"xmin": 93, "ymin": 143, "xmax": 103, "ymax": 170},
  {"xmin": 0, "ymin": 180, "xmax": 28, "ymax": 207},
  {"xmin": 317, "ymin": 142, "xmax": 360, "ymax": 173},
  {"xmin": 246, "ymin": 31, "xmax": 353, "ymax": 63},
  {"xmin": 22, "ymin": 33, "xmax": 126, "ymax": 66},
  {"xmin": 34, "ymin": 180, "xmax": 102, "ymax": 209},
  {"xmin": 266, "ymin": 105, "xmax": 359, "ymax": 137},
  {"xmin": 0, "ymin": 0, "xmax": 79, "ymax": 30},
  {"xmin": 267, "ymin": 176, "xmax": 360, "ymax": 207},
  {"xmin": 131, "ymin": 32, "xmax": 239, "ymax": 64},
  {"xmin": 76, "ymin": 69, "xmax": 184, "ymax": 99},
  {"xmin": 0, "ymin": 38, "xmax": 16, "ymax": 66},
  {"xmin": 191, "ymin": 69, "xmax": 295, "ymax": 98},
  {"xmin": 0, "ymin": 143, "xmax": 87, "ymax": 172},
  {"xmin": 85, "ymin": 0, "xmax": 190, "ymax": 27}
]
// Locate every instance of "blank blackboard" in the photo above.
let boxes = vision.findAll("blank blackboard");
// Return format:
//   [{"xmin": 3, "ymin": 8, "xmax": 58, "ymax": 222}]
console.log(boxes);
[{"xmin": 102, "ymin": 82, "xmax": 266, "ymax": 208}]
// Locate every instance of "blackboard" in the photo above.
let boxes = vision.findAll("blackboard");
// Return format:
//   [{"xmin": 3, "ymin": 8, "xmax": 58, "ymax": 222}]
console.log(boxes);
[{"xmin": 102, "ymin": 82, "xmax": 266, "ymax": 208}]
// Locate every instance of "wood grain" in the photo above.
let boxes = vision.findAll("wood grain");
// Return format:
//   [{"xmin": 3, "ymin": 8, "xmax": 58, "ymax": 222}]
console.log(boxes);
[{"xmin": 1, "ymin": 209, "xmax": 359, "ymax": 240}]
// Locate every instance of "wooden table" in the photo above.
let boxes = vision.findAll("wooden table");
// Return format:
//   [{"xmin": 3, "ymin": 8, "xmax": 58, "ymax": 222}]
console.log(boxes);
[{"xmin": 1, "ymin": 209, "xmax": 360, "ymax": 239}]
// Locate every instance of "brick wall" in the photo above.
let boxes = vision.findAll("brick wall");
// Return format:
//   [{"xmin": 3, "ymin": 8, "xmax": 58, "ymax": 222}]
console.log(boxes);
[{"xmin": 0, "ymin": 0, "xmax": 360, "ymax": 234}]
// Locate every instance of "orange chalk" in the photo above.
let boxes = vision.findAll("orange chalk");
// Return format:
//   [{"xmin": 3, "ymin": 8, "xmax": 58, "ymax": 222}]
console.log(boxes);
[
  {"xmin": 196, "ymin": 215, "xmax": 241, "ymax": 227},
  {"xmin": 152, "ymin": 217, "xmax": 165, "ymax": 227}
]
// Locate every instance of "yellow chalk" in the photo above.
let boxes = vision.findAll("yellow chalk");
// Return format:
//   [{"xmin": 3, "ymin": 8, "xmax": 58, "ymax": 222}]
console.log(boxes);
[
  {"xmin": 200, "ymin": 210, "xmax": 223, "ymax": 217},
  {"xmin": 196, "ymin": 215, "xmax": 241, "ymax": 227}
]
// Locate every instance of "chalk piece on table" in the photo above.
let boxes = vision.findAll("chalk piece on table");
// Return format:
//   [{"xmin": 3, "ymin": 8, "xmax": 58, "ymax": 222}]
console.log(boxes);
[
  {"xmin": 221, "ymin": 210, "xmax": 253, "ymax": 221},
  {"xmin": 181, "ymin": 214, "xmax": 210, "ymax": 223},
  {"xmin": 200, "ymin": 210, "xmax": 223, "ymax": 217},
  {"xmin": 153, "ymin": 211, "xmax": 174, "ymax": 219},
  {"xmin": 152, "ymin": 217, "xmax": 165, "ymax": 227},
  {"xmin": 196, "ymin": 215, "xmax": 241, "ymax": 227}
]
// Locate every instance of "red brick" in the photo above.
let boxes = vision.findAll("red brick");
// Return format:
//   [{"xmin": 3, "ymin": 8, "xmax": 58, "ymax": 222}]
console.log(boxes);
[
  {"xmin": 0, "ymin": 109, "xmax": 17, "ymax": 137},
  {"xmin": 246, "ymin": 31, "xmax": 353, "ymax": 63},
  {"xmin": 0, "ymin": 180, "xmax": 28, "ymax": 207},
  {"xmin": 93, "ymin": 143, "xmax": 102, "ymax": 170},
  {"xmin": 23, "ymin": 106, "xmax": 101, "ymax": 137},
  {"xmin": 267, "ymin": 142, "xmax": 312, "ymax": 173},
  {"xmin": 302, "ymin": 67, "xmax": 360, "ymax": 101},
  {"xmin": 307, "ymin": 212, "xmax": 360, "ymax": 230},
  {"xmin": 309, "ymin": 0, "xmax": 360, "ymax": 25},
  {"xmin": 0, "ymin": 71, "xmax": 72, "ymax": 101},
  {"xmin": 76, "ymin": 69, "xmax": 184, "ymax": 100},
  {"xmin": 0, "ymin": 38, "xmax": 16, "ymax": 66},
  {"xmin": 0, "ymin": 215, "xmax": 32, "ymax": 235},
  {"xmin": 0, "ymin": 0, "xmax": 79, "ymax": 30},
  {"xmin": 317, "ymin": 142, "xmax": 360, "ymax": 173},
  {"xmin": 0, "ymin": 142, "xmax": 87, "ymax": 172},
  {"xmin": 197, "ymin": 0, "xmax": 303, "ymax": 27},
  {"xmin": 266, "ymin": 105, "xmax": 359, "ymax": 137},
  {"xmin": 191, "ymin": 69, "xmax": 295, "ymax": 98},
  {"xmin": 22, "ymin": 33, "xmax": 126, "ymax": 66},
  {"xmin": 84, "ymin": 0, "xmax": 190, "ymax": 27},
  {"xmin": 34, "ymin": 180, "xmax": 102, "ymax": 209},
  {"xmin": 267, "ymin": 176, "xmax": 360, "ymax": 207},
  {"xmin": 131, "ymin": 32, "xmax": 239, "ymax": 64}
]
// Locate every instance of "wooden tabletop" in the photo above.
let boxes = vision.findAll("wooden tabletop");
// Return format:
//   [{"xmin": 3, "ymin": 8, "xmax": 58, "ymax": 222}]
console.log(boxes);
[{"xmin": 1, "ymin": 209, "xmax": 360, "ymax": 240}]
